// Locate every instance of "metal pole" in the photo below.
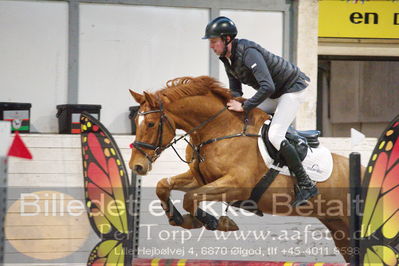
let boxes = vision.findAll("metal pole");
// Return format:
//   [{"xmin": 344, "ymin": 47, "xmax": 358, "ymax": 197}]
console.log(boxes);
[
  {"xmin": 0, "ymin": 156, "xmax": 6, "ymax": 264},
  {"xmin": 349, "ymin": 152, "xmax": 361, "ymax": 266},
  {"xmin": 0, "ymin": 121, "xmax": 11, "ymax": 264},
  {"xmin": 68, "ymin": 0, "xmax": 80, "ymax": 104},
  {"xmin": 131, "ymin": 172, "xmax": 142, "ymax": 259}
]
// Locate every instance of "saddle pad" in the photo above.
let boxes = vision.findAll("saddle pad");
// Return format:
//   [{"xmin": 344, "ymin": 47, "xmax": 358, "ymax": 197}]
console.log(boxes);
[{"xmin": 258, "ymin": 127, "xmax": 333, "ymax": 182}]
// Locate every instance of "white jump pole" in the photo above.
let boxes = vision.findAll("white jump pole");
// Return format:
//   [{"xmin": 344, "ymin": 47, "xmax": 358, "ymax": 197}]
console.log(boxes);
[{"xmin": 0, "ymin": 121, "xmax": 11, "ymax": 264}]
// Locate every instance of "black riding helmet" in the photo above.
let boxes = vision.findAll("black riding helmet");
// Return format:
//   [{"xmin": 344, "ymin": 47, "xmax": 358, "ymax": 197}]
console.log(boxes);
[
  {"xmin": 202, "ymin": 16, "xmax": 237, "ymax": 57},
  {"xmin": 202, "ymin": 16, "xmax": 238, "ymax": 40}
]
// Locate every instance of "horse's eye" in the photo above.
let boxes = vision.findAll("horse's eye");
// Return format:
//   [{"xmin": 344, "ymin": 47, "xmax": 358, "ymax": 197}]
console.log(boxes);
[{"xmin": 148, "ymin": 122, "xmax": 155, "ymax": 128}]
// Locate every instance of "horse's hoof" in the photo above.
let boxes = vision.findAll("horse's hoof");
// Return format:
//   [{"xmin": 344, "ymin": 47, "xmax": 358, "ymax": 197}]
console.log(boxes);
[
  {"xmin": 168, "ymin": 213, "xmax": 183, "ymax": 226},
  {"xmin": 217, "ymin": 216, "xmax": 239, "ymax": 231},
  {"xmin": 169, "ymin": 218, "xmax": 179, "ymax": 226},
  {"xmin": 181, "ymin": 214, "xmax": 203, "ymax": 229},
  {"xmin": 169, "ymin": 211, "xmax": 183, "ymax": 226},
  {"xmin": 167, "ymin": 203, "xmax": 183, "ymax": 226}
]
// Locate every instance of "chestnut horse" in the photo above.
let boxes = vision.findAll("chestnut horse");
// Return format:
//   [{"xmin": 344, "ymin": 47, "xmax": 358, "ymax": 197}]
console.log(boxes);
[{"xmin": 129, "ymin": 76, "xmax": 351, "ymax": 262}]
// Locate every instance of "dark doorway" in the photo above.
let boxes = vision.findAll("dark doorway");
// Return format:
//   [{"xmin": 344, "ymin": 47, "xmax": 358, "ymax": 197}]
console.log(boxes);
[{"xmin": 317, "ymin": 56, "xmax": 399, "ymax": 137}]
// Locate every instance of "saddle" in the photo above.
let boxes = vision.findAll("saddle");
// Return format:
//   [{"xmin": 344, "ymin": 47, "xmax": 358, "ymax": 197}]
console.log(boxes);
[
  {"xmin": 261, "ymin": 123, "xmax": 321, "ymax": 162},
  {"xmin": 228, "ymin": 123, "xmax": 321, "ymax": 216}
]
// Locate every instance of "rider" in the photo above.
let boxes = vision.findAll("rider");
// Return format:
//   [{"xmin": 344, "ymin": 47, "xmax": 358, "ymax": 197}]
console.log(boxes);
[{"xmin": 202, "ymin": 16, "xmax": 318, "ymax": 207}]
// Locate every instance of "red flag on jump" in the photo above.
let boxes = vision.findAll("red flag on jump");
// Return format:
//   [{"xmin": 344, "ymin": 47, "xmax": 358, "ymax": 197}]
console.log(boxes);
[{"xmin": 7, "ymin": 131, "xmax": 33, "ymax": 159}]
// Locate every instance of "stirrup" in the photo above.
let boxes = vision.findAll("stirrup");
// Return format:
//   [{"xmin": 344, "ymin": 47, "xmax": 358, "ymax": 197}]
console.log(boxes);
[{"xmin": 291, "ymin": 184, "xmax": 319, "ymax": 207}]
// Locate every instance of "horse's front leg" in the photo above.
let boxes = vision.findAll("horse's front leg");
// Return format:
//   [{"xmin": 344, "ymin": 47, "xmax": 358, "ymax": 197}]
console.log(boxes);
[
  {"xmin": 183, "ymin": 174, "xmax": 251, "ymax": 232},
  {"xmin": 156, "ymin": 170, "xmax": 203, "ymax": 229}
]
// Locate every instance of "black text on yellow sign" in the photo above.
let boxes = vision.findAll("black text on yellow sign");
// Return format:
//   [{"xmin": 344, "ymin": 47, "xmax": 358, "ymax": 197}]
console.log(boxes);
[{"xmin": 319, "ymin": 1, "xmax": 399, "ymax": 39}]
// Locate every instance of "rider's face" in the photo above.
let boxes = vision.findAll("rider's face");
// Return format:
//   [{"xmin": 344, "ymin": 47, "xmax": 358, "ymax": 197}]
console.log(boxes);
[{"xmin": 209, "ymin": 37, "xmax": 225, "ymax": 56}]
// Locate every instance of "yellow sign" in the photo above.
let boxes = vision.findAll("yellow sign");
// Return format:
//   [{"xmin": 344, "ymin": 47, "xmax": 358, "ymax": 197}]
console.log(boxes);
[{"xmin": 319, "ymin": 1, "xmax": 399, "ymax": 38}]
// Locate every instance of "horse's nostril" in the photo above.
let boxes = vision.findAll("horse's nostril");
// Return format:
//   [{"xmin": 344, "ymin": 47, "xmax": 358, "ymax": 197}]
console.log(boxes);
[{"xmin": 134, "ymin": 165, "xmax": 143, "ymax": 173}]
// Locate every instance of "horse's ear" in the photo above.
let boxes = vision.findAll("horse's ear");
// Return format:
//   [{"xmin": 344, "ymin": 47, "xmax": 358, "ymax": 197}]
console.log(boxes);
[
  {"xmin": 129, "ymin": 90, "xmax": 145, "ymax": 105},
  {"xmin": 143, "ymin": 91, "xmax": 157, "ymax": 107}
]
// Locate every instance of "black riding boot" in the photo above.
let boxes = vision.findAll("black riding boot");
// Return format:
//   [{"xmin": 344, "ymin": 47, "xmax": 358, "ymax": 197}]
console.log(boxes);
[{"xmin": 279, "ymin": 140, "xmax": 319, "ymax": 207}]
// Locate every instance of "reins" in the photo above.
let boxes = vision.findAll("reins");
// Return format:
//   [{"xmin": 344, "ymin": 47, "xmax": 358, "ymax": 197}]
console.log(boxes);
[
  {"xmin": 131, "ymin": 102, "xmax": 260, "ymax": 165},
  {"xmin": 196, "ymin": 111, "xmax": 260, "ymax": 157}
]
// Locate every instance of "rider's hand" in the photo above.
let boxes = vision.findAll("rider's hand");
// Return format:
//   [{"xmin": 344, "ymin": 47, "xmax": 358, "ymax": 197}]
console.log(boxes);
[{"xmin": 227, "ymin": 99, "xmax": 244, "ymax": 112}]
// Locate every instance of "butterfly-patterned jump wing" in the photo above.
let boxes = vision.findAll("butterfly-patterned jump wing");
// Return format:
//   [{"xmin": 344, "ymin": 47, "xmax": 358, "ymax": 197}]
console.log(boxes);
[
  {"xmin": 360, "ymin": 114, "xmax": 399, "ymax": 265},
  {"xmin": 80, "ymin": 112, "xmax": 134, "ymax": 266}
]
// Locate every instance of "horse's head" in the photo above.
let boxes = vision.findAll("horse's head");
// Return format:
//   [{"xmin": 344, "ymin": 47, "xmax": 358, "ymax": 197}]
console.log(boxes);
[{"xmin": 128, "ymin": 90, "xmax": 176, "ymax": 175}]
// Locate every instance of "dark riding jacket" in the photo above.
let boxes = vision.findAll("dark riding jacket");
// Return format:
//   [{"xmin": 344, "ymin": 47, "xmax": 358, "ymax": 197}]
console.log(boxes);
[{"xmin": 220, "ymin": 38, "xmax": 310, "ymax": 111}]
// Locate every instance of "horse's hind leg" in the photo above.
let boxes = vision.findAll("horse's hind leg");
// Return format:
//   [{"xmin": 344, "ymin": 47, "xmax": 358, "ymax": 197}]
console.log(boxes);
[
  {"xmin": 156, "ymin": 170, "xmax": 202, "ymax": 229},
  {"xmin": 183, "ymin": 175, "xmax": 251, "ymax": 231}
]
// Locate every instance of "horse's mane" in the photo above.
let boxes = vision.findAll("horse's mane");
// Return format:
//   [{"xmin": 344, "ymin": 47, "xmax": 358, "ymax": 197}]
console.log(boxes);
[
  {"xmin": 154, "ymin": 76, "xmax": 233, "ymax": 103},
  {"xmin": 150, "ymin": 75, "xmax": 269, "ymax": 137}
]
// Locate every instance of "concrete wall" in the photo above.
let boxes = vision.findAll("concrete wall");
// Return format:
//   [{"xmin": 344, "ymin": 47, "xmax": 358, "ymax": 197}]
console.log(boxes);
[
  {"xmin": 295, "ymin": 0, "xmax": 319, "ymax": 131},
  {"xmin": 0, "ymin": 1, "xmax": 210, "ymax": 134},
  {"xmin": 0, "ymin": 1, "xmax": 69, "ymax": 133},
  {"xmin": 79, "ymin": 4, "xmax": 210, "ymax": 134},
  {"xmin": 1, "ymin": 0, "xmax": 291, "ymax": 135}
]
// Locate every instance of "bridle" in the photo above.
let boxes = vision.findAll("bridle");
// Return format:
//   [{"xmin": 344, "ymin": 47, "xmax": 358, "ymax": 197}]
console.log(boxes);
[
  {"xmin": 131, "ymin": 102, "xmax": 175, "ymax": 163},
  {"xmin": 131, "ymin": 101, "xmax": 260, "ymax": 165}
]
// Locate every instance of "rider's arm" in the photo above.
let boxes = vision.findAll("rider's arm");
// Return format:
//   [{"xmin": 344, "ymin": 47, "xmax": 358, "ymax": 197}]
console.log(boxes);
[
  {"xmin": 227, "ymin": 71, "xmax": 243, "ymax": 98},
  {"xmin": 242, "ymin": 48, "xmax": 275, "ymax": 111}
]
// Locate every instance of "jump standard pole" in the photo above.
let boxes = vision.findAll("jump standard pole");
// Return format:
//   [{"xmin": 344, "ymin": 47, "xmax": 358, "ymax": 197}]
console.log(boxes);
[{"xmin": 349, "ymin": 152, "xmax": 361, "ymax": 266}]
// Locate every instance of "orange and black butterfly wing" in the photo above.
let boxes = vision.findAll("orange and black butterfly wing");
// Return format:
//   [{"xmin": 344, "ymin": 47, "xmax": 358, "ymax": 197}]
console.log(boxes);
[
  {"xmin": 80, "ymin": 112, "xmax": 133, "ymax": 265},
  {"xmin": 360, "ymin": 114, "xmax": 399, "ymax": 265},
  {"xmin": 87, "ymin": 240, "xmax": 128, "ymax": 266}
]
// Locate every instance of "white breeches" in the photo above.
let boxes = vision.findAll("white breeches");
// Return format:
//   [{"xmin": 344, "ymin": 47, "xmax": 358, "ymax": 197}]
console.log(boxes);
[{"xmin": 257, "ymin": 90, "xmax": 306, "ymax": 151}]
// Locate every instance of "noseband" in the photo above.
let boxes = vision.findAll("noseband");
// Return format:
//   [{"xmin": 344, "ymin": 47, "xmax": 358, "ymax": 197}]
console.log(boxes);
[{"xmin": 131, "ymin": 102, "xmax": 175, "ymax": 163}]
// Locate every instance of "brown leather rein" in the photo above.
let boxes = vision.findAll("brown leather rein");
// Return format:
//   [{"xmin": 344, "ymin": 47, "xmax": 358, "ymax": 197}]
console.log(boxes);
[{"xmin": 131, "ymin": 101, "xmax": 259, "ymax": 164}]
